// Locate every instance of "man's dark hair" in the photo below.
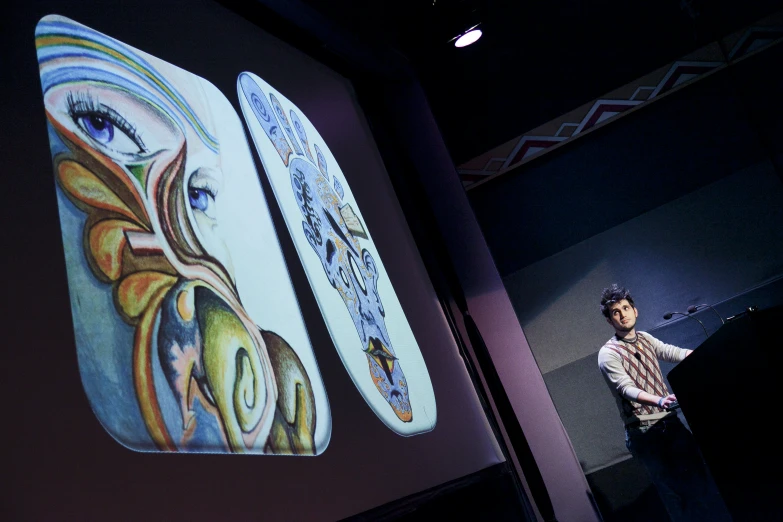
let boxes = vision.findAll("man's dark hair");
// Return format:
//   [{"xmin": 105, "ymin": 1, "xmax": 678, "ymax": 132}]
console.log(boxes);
[{"xmin": 600, "ymin": 284, "xmax": 635, "ymax": 317}]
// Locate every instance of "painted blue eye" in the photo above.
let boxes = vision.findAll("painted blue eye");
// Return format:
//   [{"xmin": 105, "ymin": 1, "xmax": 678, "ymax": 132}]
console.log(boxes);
[
  {"xmin": 67, "ymin": 92, "xmax": 147, "ymax": 154},
  {"xmin": 79, "ymin": 114, "xmax": 114, "ymax": 144},
  {"xmin": 188, "ymin": 187, "xmax": 211, "ymax": 212}
]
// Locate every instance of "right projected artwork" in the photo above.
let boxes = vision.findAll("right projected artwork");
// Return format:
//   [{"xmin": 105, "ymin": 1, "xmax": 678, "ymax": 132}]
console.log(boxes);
[{"xmin": 238, "ymin": 73, "xmax": 437, "ymax": 435}]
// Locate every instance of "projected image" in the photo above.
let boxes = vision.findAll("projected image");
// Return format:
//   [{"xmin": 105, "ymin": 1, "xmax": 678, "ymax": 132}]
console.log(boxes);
[
  {"xmin": 238, "ymin": 73, "xmax": 437, "ymax": 435},
  {"xmin": 35, "ymin": 15, "xmax": 330, "ymax": 454}
]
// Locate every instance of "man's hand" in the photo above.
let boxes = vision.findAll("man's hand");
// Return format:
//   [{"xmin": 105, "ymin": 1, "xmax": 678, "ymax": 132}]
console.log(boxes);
[{"xmin": 659, "ymin": 394, "xmax": 678, "ymax": 409}]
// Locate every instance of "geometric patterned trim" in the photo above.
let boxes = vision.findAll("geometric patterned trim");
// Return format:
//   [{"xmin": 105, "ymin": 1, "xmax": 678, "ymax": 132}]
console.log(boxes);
[
  {"xmin": 573, "ymin": 100, "xmax": 642, "ymax": 135},
  {"xmin": 457, "ymin": 61, "xmax": 722, "ymax": 186},
  {"xmin": 650, "ymin": 62, "xmax": 723, "ymax": 98},
  {"xmin": 728, "ymin": 26, "xmax": 783, "ymax": 60},
  {"xmin": 458, "ymin": 9, "xmax": 783, "ymax": 189},
  {"xmin": 503, "ymin": 136, "xmax": 565, "ymax": 169}
]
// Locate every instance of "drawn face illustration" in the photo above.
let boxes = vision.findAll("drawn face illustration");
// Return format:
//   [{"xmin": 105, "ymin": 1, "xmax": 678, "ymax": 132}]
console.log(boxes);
[
  {"xmin": 238, "ymin": 72, "xmax": 436, "ymax": 435},
  {"xmin": 36, "ymin": 15, "xmax": 327, "ymax": 454}
]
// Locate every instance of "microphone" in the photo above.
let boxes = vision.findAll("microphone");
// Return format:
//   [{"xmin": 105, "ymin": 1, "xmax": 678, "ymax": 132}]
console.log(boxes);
[
  {"xmin": 687, "ymin": 303, "xmax": 725, "ymax": 325},
  {"xmin": 663, "ymin": 311, "xmax": 709, "ymax": 339}
]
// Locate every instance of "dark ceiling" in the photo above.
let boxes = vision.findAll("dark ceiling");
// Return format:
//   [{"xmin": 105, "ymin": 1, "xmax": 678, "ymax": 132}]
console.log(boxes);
[{"xmin": 280, "ymin": 0, "xmax": 781, "ymax": 165}]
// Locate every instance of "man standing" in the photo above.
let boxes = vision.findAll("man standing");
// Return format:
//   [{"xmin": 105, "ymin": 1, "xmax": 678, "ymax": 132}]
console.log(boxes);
[{"xmin": 597, "ymin": 284, "xmax": 729, "ymax": 521}]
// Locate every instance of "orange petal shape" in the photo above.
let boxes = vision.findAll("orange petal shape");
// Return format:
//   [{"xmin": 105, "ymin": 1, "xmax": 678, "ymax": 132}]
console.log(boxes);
[
  {"xmin": 117, "ymin": 271, "xmax": 177, "ymax": 320},
  {"xmin": 89, "ymin": 220, "xmax": 145, "ymax": 281},
  {"xmin": 58, "ymin": 160, "xmax": 140, "ymax": 223}
]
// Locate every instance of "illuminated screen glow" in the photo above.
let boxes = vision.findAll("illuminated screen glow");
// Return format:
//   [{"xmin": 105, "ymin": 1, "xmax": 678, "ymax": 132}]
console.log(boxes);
[
  {"xmin": 34, "ymin": 15, "xmax": 331, "ymax": 455},
  {"xmin": 238, "ymin": 72, "xmax": 437, "ymax": 436}
]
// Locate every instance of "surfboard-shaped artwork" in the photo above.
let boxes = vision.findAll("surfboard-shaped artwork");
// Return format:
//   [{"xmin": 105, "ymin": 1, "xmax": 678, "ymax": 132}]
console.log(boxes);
[{"xmin": 238, "ymin": 72, "xmax": 436, "ymax": 435}]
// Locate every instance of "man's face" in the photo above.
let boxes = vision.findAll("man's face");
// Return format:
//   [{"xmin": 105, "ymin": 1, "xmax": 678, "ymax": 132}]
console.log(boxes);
[{"xmin": 607, "ymin": 299, "xmax": 638, "ymax": 333}]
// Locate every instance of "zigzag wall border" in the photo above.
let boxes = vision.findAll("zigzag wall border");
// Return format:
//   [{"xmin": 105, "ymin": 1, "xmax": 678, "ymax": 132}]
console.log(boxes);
[{"xmin": 459, "ymin": 11, "xmax": 783, "ymax": 190}]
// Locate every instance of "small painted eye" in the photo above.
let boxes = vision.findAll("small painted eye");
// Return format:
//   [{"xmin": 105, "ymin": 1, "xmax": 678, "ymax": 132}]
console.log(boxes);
[
  {"xmin": 188, "ymin": 187, "xmax": 216, "ymax": 219},
  {"xmin": 188, "ymin": 187, "xmax": 209, "ymax": 211}
]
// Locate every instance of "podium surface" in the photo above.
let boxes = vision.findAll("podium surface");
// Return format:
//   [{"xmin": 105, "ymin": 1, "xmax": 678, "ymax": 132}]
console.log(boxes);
[{"xmin": 668, "ymin": 305, "xmax": 783, "ymax": 521}]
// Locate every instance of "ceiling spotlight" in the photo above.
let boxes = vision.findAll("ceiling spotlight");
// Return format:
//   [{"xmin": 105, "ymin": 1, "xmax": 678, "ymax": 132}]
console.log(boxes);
[
  {"xmin": 449, "ymin": 23, "xmax": 482, "ymax": 48},
  {"xmin": 454, "ymin": 28, "xmax": 482, "ymax": 47}
]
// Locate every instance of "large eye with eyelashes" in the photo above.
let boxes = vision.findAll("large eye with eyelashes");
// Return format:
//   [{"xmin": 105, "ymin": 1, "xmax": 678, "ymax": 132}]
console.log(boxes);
[
  {"xmin": 67, "ymin": 93, "xmax": 147, "ymax": 155},
  {"xmin": 73, "ymin": 112, "xmax": 146, "ymax": 154}
]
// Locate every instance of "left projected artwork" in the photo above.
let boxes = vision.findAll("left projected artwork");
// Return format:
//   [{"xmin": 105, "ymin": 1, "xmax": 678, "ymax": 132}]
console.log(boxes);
[{"xmin": 34, "ymin": 15, "xmax": 330, "ymax": 455}]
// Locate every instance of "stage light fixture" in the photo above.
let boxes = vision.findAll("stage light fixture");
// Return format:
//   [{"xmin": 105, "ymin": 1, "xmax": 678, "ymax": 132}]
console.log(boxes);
[
  {"xmin": 448, "ymin": 22, "xmax": 482, "ymax": 48},
  {"xmin": 454, "ymin": 28, "xmax": 482, "ymax": 47}
]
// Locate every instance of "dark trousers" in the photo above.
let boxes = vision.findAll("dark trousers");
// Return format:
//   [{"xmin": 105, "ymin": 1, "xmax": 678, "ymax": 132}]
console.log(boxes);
[{"xmin": 626, "ymin": 415, "xmax": 731, "ymax": 522}]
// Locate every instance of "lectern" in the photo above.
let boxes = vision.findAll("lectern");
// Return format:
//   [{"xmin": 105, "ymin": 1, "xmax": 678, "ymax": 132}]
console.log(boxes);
[{"xmin": 667, "ymin": 305, "xmax": 783, "ymax": 521}]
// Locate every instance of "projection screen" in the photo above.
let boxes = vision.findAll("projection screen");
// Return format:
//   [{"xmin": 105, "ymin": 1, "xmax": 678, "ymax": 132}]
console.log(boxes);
[{"xmin": 6, "ymin": 0, "xmax": 504, "ymax": 519}]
